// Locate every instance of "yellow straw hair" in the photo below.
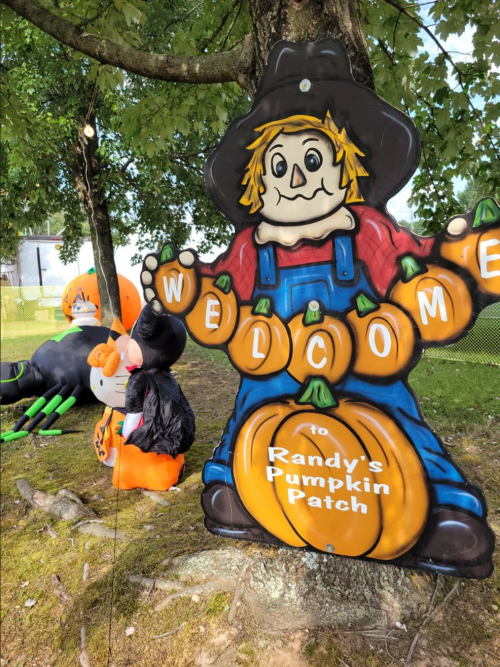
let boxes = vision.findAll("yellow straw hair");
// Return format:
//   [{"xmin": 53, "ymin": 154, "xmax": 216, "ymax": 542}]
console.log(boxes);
[{"xmin": 239, "ymin": 111, "xmax": 369, "ymax": 214}]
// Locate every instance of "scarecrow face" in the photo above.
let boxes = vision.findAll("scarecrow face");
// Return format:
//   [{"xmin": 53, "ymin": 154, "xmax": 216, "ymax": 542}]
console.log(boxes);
[{"xmin": 260, "ymin": 131, "xmax": 347, "ymax": 224}]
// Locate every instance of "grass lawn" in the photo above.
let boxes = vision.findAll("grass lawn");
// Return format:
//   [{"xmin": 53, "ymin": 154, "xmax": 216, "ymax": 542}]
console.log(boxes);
[{"xmin": 1, "ymin": 339, "xmax": 499, "ymax": 666}]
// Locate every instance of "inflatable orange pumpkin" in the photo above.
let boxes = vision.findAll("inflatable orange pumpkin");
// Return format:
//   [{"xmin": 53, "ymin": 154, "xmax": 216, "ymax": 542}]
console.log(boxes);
[
  {"xmin": 346, "ymin": 293, "xmax": 417, "ymax": 378},
  {"xmin": 185, "ymin": 274, "xmax": 238, "ymax": 346},
  {"xmin": 390, "ymin": 256, "xmax": 473, "ymax": 345},
  {"xmin": 227, "ymin": 298, "xmax": 291, "ymax": 376},
  {"xmin": 94, "ymin": 407, "xmax": 185, "ymax": 491},
  {"xmin": 233, "ymin": 378, "xmax": 428, "ymax": 560},
  {"xmin": 287, "ymin": 300, "xmax": 352, "ymax": 384},
  {"xmin": 62, "ymin": 268, "xmax": 141, "ymax": 331}
]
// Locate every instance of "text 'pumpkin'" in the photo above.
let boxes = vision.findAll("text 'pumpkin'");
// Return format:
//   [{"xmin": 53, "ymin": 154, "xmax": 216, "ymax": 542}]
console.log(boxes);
[{"xmin": 233, "ymin": 379, "xmax": 429, "ymax": 560}]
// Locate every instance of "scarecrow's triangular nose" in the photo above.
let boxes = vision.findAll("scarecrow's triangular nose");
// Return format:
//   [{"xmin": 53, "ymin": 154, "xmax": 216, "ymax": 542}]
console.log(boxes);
[{"xmin": 290, "ymin": 164, "xmax": 306, "ymax": 188}]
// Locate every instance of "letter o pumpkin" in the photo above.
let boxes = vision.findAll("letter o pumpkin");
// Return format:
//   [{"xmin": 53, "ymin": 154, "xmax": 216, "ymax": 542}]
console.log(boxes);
[
  {"xmin": 346, "ymin": 293, "xmax": 417, "ymax": 378},
  {"xmin": 233, "ymin": 380, "xmax": 429, "ymax": 560}
]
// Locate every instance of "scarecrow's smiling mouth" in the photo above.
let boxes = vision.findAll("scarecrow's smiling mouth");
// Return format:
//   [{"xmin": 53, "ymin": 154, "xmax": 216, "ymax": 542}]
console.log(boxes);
[{"xmin": 275, "ymin": 178, "xmax": 334, "ymax": 204}]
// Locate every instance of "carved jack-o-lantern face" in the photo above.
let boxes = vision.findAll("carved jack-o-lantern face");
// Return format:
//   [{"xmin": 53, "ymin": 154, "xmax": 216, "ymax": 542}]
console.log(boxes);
[{"xmin": 260, "ymin": 131, "xmax": 346, "ymax": 224}]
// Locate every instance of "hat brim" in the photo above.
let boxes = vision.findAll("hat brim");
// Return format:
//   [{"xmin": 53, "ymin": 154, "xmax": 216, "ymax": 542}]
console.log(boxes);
[{"xmin": 205, "ymin": 77, "xmax": 420, "ymax": 227}]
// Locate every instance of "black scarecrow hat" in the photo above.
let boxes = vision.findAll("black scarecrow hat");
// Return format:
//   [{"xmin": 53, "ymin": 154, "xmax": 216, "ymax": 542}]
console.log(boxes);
[
  {"xmin": 205, "ymin": 39, "xmax": 421, "ymax": 227},
  {"xmin": 131, "ymin": 305, "xmax": 186, "ymax": 370}
]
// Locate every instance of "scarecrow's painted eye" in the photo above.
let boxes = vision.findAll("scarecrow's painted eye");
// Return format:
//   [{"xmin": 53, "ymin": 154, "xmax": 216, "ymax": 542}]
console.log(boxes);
[
  {"xmin": 271, "ymin": 153, "xmax": 287, "ymax": 178},
  {"xmin": 304, "ymin": 149, "xmax": 322, "ymax": 173}
]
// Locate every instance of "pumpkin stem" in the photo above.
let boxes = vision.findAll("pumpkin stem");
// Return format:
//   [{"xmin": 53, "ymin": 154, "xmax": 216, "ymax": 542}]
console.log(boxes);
[
  {"xmin": 215, "ymin": 274, "xmax": 232, "ymax": 294},
  {"xmin": 303, "ymin": 300, "xmax": 324, "ymax": 326},
  {"xmin": 355, "ymin": 292, "xmax": 379, "ymax": 318},
  {"xmin": 160, "ymin": 243, "xmax": 176, "ymax": 264},
  {"xmin": 400, "ymin": 255, "xmax": 428, "ymax": 283},
  {"xmin": 473, "ymin": 198, "xmax": 500, "ymax": 228},
  {"xmin": 297, "ymin": 378, "xmax": 338, "ymax": 409},
  {"xmin": 87, "ymin": 267, "xmax": 96, "ymax": 275},
  {"xmin": 252, "ymin": 297, "xmax": 272, "ymax": 317}
]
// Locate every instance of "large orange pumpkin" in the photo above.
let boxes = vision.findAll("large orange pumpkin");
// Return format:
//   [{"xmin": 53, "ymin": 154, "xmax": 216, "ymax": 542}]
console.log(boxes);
[
  {"xmin": 233, "ymin": 378, "xmax": 429, "ymax": 560},
  {"xmin": 346, "ymin": 292, "xmax": 417, "ymax": 378},
  {"xmin": 227, "ymin": 298, "xmax": 291, "ymax": 376},
  {"xmin": 440, "ymin": 225, "xmax": 500, "ymax": 296},
  {"xmin": 287, "ymin": 300, "xmax": 353, "ymax": 384},
  {"xmin": 145, "ymin": 243, "xmax": 197, "ymax": 315},
  {"xmin": 62, "ymin": 268, "xmax": 141, "ymax": 331},
  {"xmin": 390, "ymin": 256, "xmax": 473, "ymax": 345},
  {"xmin": 185, "ymin": 274, "xmax": 238, "ymax": 346}
]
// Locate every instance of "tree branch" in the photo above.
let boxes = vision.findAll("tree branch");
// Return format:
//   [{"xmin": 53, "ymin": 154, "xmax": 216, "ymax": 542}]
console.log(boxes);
[
  {"xmin": 382, "ymin": 0, "xmax": 500, "ymax": 161},
  {"xmin": 2, "ymin": 0, "xmax": 254, "ymax": 89}
]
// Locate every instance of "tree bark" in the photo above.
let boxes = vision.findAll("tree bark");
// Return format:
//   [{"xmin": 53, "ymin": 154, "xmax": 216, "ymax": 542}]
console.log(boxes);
[
  {"xmin": 72, "ymin": 117, "xmax": 122, "ymax": 326},
  {"xmin": 248, "ymin": 0, "xmax": 374, "ymax": 94}
]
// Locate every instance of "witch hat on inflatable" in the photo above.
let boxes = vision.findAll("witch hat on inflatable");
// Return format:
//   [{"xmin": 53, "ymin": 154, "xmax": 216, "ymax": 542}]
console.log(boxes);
[{"xmin": 205, "ymin": 38, "xmax": 421, "ymax": 226}]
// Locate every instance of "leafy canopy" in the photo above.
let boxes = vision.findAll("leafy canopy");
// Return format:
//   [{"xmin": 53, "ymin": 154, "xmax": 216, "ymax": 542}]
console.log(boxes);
[{"xmin": 1, "ymin": 0, "xmax": 499, "ymax": 262}]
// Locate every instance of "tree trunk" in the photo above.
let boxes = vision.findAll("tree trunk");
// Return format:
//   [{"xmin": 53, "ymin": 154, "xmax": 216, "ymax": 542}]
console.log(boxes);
[
  {"xmin": 73, "ymin": 116, "xmax": 122, "ymax": 327},
  {"xmin": 247, "ymin": 0, "xmax": 374, "ymax": 94}
]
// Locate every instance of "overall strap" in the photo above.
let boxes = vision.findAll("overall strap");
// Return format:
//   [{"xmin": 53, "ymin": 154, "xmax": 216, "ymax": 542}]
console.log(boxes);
[
  {"xmin": 257, "ymin": 245, "xmax": 278, "ymax": 286},
  {"xmin": 334, "ymin": 235, "xmax": 355, "ymax": 282}
]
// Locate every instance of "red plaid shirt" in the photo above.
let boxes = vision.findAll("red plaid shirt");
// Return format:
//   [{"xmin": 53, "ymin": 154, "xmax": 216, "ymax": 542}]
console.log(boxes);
[{"xmin": 201, "ymin": 205, "xmax": 435, "ymax": 300}]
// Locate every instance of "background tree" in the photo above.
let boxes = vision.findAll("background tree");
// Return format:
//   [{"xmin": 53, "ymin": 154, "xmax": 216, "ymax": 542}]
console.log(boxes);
[{"xmin": 1, "ymin": 1, "xmax": 250, "ymax": 321}]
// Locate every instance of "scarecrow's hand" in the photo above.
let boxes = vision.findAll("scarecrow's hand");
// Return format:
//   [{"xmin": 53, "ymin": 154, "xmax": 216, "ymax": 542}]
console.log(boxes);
[
  {"xmin": 141, "ymin": 243, "xmax": 199, "ymax": 316},
  {"xmin": 441, "ymin": 197, "xmax": 500, "ymax": 300},
  {"xmin": 445, "ymin": 198, "xmax": 500, "ymax": 238}
]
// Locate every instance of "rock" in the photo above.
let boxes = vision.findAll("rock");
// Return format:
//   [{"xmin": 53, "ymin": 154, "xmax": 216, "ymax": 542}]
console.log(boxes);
[
  {"xmin": 16, "ymin": 480, "xmax": 96, "ymax": 521},
  {"xmin": 24, "ymin": 599, "xmax": 37, "ymax": 608},
  {"xmin": 140, "ymin": 490, "xmax": 171, "ymax": 507},
  {"xmin": 58, "ymin": 489, "xmax": 84, "ymax": 505}
]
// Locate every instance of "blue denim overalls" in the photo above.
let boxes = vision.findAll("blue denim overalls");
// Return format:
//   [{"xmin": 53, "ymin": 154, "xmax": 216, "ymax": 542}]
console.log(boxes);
[{"xmin": 202, "ymin": 234, "xmax": 485, "ymax": 519}]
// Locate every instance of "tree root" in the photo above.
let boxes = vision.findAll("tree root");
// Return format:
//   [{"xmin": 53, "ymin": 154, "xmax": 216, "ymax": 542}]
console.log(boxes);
[
  {"xmin": 153, "ymin": 621, "xmax": 187, "ymax": 639},
  {"xmin": 405, "ymin": 580, "xmax": 459, "ymax": 664},
  {"xmin": 16, "ymin": 479, "xmax": 95, "ymax": 520}
]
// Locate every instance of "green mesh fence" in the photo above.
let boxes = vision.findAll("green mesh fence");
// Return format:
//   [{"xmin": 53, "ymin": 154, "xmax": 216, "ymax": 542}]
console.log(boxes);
[
  {"xmin": 1, "ymin": 286, "xmax": 68, "ymax": 361},
  {"xmin": 1, "ymin": 285, "xmax": 499, "ymax": 365},
  {"xmin": 424, "ymin": 302, "xmax": 500, "ymax": 366}
]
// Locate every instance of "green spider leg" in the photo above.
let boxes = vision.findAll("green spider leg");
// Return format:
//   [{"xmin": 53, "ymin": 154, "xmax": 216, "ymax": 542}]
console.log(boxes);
[
  {"xmin": 39, "ymin": 386, "xmax": 84, "ymax": 436},
  {"xmin": 0, "ymin": 385, "xmax": 62, "ymax": 443},
  {"xmin": 1, "ymin": 385, "xmax": 81, "ymax": 442}
]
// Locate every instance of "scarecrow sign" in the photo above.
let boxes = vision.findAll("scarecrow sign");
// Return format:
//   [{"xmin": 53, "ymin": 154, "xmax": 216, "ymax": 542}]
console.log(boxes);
[{"xmin": 141, "ymin": 40, "xmax": 499, "ymax": 579}]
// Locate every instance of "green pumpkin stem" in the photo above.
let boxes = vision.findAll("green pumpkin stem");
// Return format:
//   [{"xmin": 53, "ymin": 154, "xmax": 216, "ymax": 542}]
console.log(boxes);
[
  {"xmin": 355, "ymin": 292, "xmax": 379, "ymax": 318},
  {"xmin": 297, "ymin": 378, "xmax": 338, "ymax": 410},
  {"xmin": 400, "ymin": 255, "xmax": 428, "ymax": 283},
  {"xmin": 160, "ymin": 243, "xmax": 176, "ymax": 264},
  {"xmin": 87, "ymin": 267, "xmax": 96, "ymax": 275},
  {"xmin": 303, "ymin": 301, "xmax": 324, "ymax": 326},
  {"xmin": 215, "ymin": 274, "xmax": 232, "ymax": 294},
  {"xmin": 473, "ymin": 198, "xmax": 500, "ymax": 228},
  {"xmin": 252, "ymin": 297, "xmax": 272, "ymax": 317}
]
